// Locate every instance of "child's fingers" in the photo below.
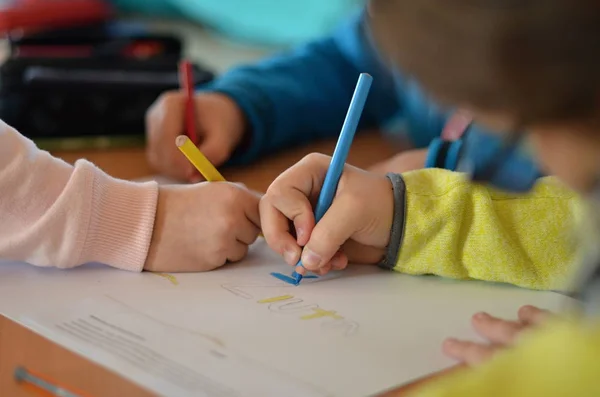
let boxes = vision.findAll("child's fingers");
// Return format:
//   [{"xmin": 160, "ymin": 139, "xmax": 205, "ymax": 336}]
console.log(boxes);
[
  {"xmin": 197, "ymin": 133, "xmax": 231, "ymax": 168},
  {"xmin": 263, "ymin": 185, "xmax": 316, "ymax": 247},
  {"xmin": 301, "ymin": 196, "xmax": 360, "ymax": 272},
  {"xmin": 471, "ymin": 312, "xmax": 524, "ymax": 346},
  {"xmin": 442, "ymin": 338, "xmax": 498, "ymax": 366},
  {"xmin": 227, "ymin": 241, "xmax": 250, "ymax": 263},
  {"xmin": 266, "ymin": 153, "xmax": 334, "ymax": 245},
  {"xmin": 146, "ymin": 91, "xmax": 195, "ymax": 180},
  {"xmin": 262, "ymin": 153, "xmax": 343, "ymax": 270},
  {"xmin": 259, "ymin": 199, "xmax": 303, "ymax": 266},
  {"xmin": 240, "ymin": 189, "xmax": 262, "ymax": 230},
  {"xmin": 145, "ymin": 92, "xmax": 182, "ymax": 142},
  {"xmin": 518, "ymin": 305, "xmax": 551, "ymax": 327},
  {"xmin": 236, "ymin": 222, "xmax": 261, "ymax": 245},
  {"xmin": 329, "ymin": 250, "xmax": 349, "ymax": 271},
  {"xmin": 314, "ymin": 263, "xmax": 333, "ymax": 276},
  {"xmin": 312, "ymin": 251, "xmax": 348, "ymax": 276}
]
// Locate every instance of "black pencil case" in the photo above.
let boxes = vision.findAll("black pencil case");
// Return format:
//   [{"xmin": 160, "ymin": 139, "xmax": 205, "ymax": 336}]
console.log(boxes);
[{"xmin": 0, "ymin": 57, "xmax": 214, "ymax": 150}]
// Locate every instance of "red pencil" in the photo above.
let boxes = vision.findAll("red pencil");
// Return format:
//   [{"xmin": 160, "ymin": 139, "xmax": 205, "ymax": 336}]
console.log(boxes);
[{"xmin": 178, "ymin": 60, "xmax": 198, "ymax": 143}]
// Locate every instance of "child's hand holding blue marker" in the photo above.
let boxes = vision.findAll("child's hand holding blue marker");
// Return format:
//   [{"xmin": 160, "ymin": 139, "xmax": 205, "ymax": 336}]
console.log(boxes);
[
  {"xmin": 260, "ymin": 74, "xmax": 396, "ymax": 279},
  {"xmin": 259, "ymin": 155, "xmax": 394, "ymax": 276}
]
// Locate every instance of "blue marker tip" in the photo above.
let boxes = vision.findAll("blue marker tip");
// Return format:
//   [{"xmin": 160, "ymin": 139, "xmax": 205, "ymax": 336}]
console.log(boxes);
[
  {"xmin": 291, "ymin": 73, "xmax": 373, "ymax": 285},
  {"xmin": 292, "ymin": 270, "xmax": 302, "ymax": 285}
]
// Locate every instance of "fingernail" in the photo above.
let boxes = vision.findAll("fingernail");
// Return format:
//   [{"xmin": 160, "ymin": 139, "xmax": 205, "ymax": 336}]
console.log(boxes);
[
  {"xmin": 283, "ymin": 249, "xmax": 297, "ymax": 266},
  {"xmin": 295, "ymin": 227, "xmax": 305, "ymax": 241},
  {"xmin": 301, "ymin": 248, "xmax": 321, "ymax": 269},
  {"xmin": 520, "ymin": 305, "xmax": 534, "ymax": 314},
  {"xmin": 474, "ymin": 312, "xmax": 489, "ymax": 320},
  {"xmin": 444, "ymin": 338, "xmax": 458, "ymax": 347}
]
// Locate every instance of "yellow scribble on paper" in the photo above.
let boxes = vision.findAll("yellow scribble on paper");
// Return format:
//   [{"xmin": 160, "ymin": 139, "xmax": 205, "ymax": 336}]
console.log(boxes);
[
  {"xmin": 301, "ymin": 308, "xmax": 343, "ymax": 320},
  {"xmin": 257, "ymin": 295, "xmax": 294, "ymax": 303},
  {"xmin": 153, "ymin": 272, "xmax": 179, "ymax": 286}
]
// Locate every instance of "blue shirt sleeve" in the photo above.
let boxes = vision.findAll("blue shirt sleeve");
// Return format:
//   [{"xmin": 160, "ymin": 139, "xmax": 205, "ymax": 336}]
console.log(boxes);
[{"xmin": 200, "ymin": 10, "xmax": 400, "ymax": 165}]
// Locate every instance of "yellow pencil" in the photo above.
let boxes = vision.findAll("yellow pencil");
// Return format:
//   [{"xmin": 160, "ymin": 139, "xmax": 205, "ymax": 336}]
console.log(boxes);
[
  {"xmin": 175, "ymin": 135, "xmax": 226, "ymax": 182},
  {"xmin": 176, "ymin": 135, "xmax": 264, "ymax": 238}
]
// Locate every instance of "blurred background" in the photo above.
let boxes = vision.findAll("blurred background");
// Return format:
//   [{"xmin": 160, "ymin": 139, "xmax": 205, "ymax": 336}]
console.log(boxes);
[
  {"xmin": 0, "ymin": 0, "xmax": 362, "ymax": 150},
  {"xmin": 113, "ymin": 0, "xmax": 362, "ymax": 47}
]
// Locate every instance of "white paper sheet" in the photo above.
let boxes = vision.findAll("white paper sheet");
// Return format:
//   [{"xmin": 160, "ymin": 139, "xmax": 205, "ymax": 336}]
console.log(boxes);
[
  {"xmin": 1, "ymin": 241, "xmax": 575, "ymax": 397},
  {"xmin": 24, "ymin": 296, "xmax": 327, "ymax": 397}
]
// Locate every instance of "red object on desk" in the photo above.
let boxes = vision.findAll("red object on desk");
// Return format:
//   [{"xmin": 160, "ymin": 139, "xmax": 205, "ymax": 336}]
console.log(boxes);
[
  {"xmin": 0, "ymin": 0, "xmax": 112, "ymax": 34},
  {"xmin": 14, "ymin": 41, "xmax": 166, "ymax": 59},
  {"xmin": 179, "ymin": 60, "xmax": 198, "ymax": 144}
]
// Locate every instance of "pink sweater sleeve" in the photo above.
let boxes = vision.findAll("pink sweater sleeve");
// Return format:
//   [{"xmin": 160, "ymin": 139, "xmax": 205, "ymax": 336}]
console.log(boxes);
[{"xmin": 0, "ymin": 121, "xmax": 158, "ymax": 271}]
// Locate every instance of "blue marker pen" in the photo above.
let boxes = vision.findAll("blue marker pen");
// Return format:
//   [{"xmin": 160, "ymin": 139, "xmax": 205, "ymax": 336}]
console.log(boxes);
[{"xmin": 292, "ymin": 73, "xmax": 373, "ymax": 285}]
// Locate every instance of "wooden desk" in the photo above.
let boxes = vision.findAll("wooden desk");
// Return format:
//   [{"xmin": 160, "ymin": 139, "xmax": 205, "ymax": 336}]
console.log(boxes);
[
  {"xmin": 0, "ymin": 133, "xmax": 448, "ymax": 397},
  {"xmin": 51, "ymin": 132, "xmax": 405, "ymax": 192}
]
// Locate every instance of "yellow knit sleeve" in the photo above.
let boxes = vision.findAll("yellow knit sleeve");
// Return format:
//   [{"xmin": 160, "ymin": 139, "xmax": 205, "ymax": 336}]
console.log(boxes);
[
  {"xmin": 395, "ymin": 168, "xmax": 582, "ymax": 290},
  {"xmin": 407, "ymin": 320, "xmax": 600, "ymax": 397}
]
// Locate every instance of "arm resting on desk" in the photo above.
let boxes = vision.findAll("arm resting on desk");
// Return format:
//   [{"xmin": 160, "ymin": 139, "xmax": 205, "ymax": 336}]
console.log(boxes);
[
  {"xmin": 391, "ymin": 169, "xmax": 581, "ymax": 291},
  {"xmin": 202, "ymin": 10, "xmax": 400, "ymax": 165},
  {"xmin": 0, "ymin": 121, "xmax": 158, "ymax": 271}
]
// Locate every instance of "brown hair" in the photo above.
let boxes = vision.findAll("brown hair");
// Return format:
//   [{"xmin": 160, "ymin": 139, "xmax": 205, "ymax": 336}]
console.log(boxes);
[{"xmin": 369, "ymin": 0, "xmax": 600, "ymax": 127}]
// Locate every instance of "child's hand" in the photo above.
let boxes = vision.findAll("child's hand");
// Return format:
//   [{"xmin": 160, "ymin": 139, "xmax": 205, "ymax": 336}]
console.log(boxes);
[
  {"xmin": 260, "ymin": 153, "xmax": 394, "ymax": 276},
  {"xmin": 144, "ymin": 182, "xmax": 261, "ymax": 272},
  {"xmin": 368, "ymin": 149, "xmax": 427, "ymax": 174},
  {"xmin": 145, "ymin": 91, "xmax": 246, "ymax": 182},
  {"xmin": 443, "ymin": 305, "xmax": 552, "ymax": 366}
]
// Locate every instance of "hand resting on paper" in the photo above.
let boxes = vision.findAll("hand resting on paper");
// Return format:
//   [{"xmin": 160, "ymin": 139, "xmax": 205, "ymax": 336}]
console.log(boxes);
[
  {"xmin": 259, "ymin": 153, "xmax": 394, "ymax": 276},
  {"xmin": 443, "ymin": 305, "xmax": 552, "ymax": 366},
  {"xmin": 145, "ymin": 91, "xmax": 247, "ymax": 183},
  {"xmin": 144, "ymin": 183, "xmax": 261, "ymax": 272}
]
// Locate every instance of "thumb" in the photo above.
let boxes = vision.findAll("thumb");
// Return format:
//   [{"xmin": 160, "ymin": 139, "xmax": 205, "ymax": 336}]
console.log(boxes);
[
  {"xmin": 197, "ymin": 133, "xmax": 231, "ymax": 167},
  {"xmin": 300, "ymin": 197, "xmax": 359, "ymax": 272}
]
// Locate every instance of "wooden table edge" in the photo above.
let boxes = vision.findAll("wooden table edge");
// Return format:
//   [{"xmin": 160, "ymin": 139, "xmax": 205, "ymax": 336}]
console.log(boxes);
[
  {"xmin": 0, "ymin": 314, "xmax": 156, "ymax": 396},
  {"xmin": 2, "ymin": 312, "xmax": 463, "ymax": 397}
]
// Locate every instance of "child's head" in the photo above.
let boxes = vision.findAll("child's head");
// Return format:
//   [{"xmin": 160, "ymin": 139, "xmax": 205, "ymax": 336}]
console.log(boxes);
[{"xmin": 369, "ymin": 0, "xmax": 600, "ymax": 194}]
